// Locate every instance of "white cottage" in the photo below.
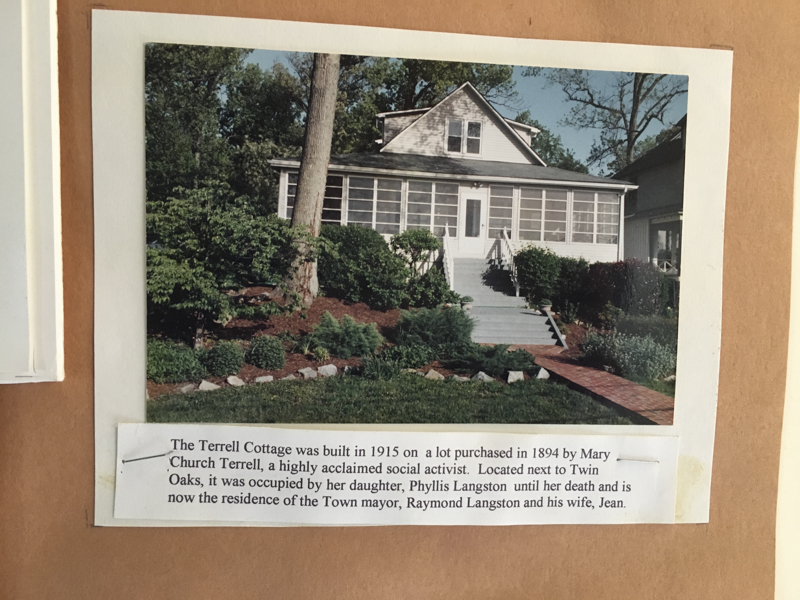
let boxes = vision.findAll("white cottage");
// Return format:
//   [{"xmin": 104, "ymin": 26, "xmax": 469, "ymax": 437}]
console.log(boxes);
[{"xmin": 270, "ymin": 82, "xmax": 635, "ymax": 264}]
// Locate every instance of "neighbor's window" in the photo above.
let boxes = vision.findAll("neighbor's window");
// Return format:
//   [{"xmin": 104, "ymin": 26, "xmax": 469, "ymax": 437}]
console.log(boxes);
[
  {"xmin": 406, "ymin": 181, "xmax": 459, "ymax": 237},
  {"xmin": 347, "ymin": 176, "xmax": 402, "ymax": 234},
  {"xmin": 285, "ymin": 173, "xmax": 344, "ymax": 225},
  {"xmin": 488, "ymin": 186, "xmax": 513, "ymax": 239}
]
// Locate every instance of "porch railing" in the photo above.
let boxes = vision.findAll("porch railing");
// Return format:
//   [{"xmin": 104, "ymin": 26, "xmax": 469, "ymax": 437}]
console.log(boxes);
[
  {"xmin": 442, "ymin": 229, "xmax": 455, "ymax": 289},
  {"xmin": 501, "ymin": 228, "xmax": 520, "ymax": 297}
]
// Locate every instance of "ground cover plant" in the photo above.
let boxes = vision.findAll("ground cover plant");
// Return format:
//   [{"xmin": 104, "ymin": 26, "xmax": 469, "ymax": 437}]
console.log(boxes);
[
  {"xmin": 148, "ymin": 374, "xmax": 632, "ymax": 425},
  {"xmin": 146, "ymin": 338, "xmax": 205, "ymax": 383},
  {"xmin": 581, "ymin": 331, "xmax": 676, "ymax": 380},
  {"xmin": 439, "ymin": 344, "xmax": 536, "ymax": 377},
  {"xmin": 308, "ymin": 311, "xmax": 382, "ymax": 358},
  {"xmin": 392, "ymin": 306, "xmax": 474, "ymax": 347}
]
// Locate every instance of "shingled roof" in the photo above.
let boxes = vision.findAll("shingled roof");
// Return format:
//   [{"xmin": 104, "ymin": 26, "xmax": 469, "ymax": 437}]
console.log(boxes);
[{"xmin": 271, "ymin": 153, "xmax": 634, "ymax": 188}]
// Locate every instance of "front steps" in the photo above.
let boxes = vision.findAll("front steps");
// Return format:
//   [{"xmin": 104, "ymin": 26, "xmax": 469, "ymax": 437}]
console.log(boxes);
[{"xmin": 452, "ymin": 258, "xmax": 559, "ymax": 346}]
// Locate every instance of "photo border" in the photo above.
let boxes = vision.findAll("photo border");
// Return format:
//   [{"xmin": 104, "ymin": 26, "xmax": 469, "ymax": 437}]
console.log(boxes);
[{"xmin": 92, "ymin": 9, "xmax": 732, "ymax": 525}]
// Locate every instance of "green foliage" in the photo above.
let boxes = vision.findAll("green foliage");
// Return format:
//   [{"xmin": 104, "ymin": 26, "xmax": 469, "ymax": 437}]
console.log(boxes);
[
  {"xmin": 514, "ymin": 111, "xmax": 588, "ymax": 173},
  {"xmin": 539, "ymin": 298, "xmax": 553, "ymax": 306},
  {"xmin": 231, "ymin": 302, "xmax": 284, "ymax": 321},
  {"xmin": 460, "ymin": 296, "xmax": 474, "ymax": 303},
  {"xmin": 581, "ymin": 332, "xmax": 676, "ymax": 380},
  {"xmin": 554, "ymin": 256, "xmax": 590, "ymax": 311},
  {"xmin": 311, "ymin": 346, "xmax": 331, "ymax": 363},
  {"xmin": 381, "ymin": 344, "xmax": 437, "ymax": 369},
  {"xmin": 201, "ymin": 340, "xmax": 245, "ymax": 377},
  {"xmin": 615, "ymin": 315, "xmax": 678, "ymax": 349},
  {"xmin": 514, "ymin": 245, "xmax": 561, "ymax": 303},
  {"xmin": 581, "ymin": 259, "xmax": 666, "ymax": 321},
  {"xmin": 561, "ymin": 301, "xmax": 580, "ymax": 324},
  {"xmin": 246, "ymin": 335, "xmax": 286, "ymax": 370},
  {"xmin": 393, "ymin": 307, "xmax": 474, "ymax": 348},
  {"xmin": 309, "ymin": 312, "xmax": 383, "ymax": 358},
  {"xmin": 146, "ymin": 339, "xmax": 206, "ymax": 384},
  {"xmin": 148, "ymin": 373, "xmax": 632, "ymax": 425},
  {"xmin": 406, "ymin": 267, "xmax": 460, "ymax": 309},
  {"xmin": 361, "ymin": 355, "xmax": 403, "ymax": 381},
  {"xmin": 440, "ymin": 344, "xmax": 535, "ymax": 377},
  {"xmin": 391, "ymin": 229, "xmax": 441, "ymax": 273},
  {"xmin": 318, "ymin": 225, "xmax": 409, "ymax": 310}
]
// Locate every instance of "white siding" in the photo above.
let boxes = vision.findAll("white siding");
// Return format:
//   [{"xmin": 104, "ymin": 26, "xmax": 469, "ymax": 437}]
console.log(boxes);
[
  {"xmin": 504, "ymin": 239, "xmax": 619, "ymax": 263},
  {"xmin": 624, "ymin": 218, "xmax": 649, "ymax": 262},
  {"xmin": 382, "ymin": 113, "xmax": 424, "ymax": 144},
  {"xmin": 506, "ymin": 121, "xmax": 532, "ymax": 146},
  {"xmin": 382, "ymin": 87, "xmax": 532, "ymax": 164}
]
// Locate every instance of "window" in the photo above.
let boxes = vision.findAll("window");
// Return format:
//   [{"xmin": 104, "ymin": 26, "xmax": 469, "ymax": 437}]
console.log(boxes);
[
  {"xmin": 571, "ymin": 191, "xmax": 619, "ymax": 244},
  {"xmin": 285, "ymin": 173, "xmax": 344, "ymax": 225},
  {"xmin": 543, "ymin": 189, "xmax": 568, "ymax": 242},
  {"xmin": 466, "ymin": 121, "xmax": 482, "ymax": 154},
  {"xmin": 347, "ymin": 177, "xmax": 402, "ymax": 234},
  {"xmin": 406, "ymin": 181, "xmax": 459, "ymax": 237},
  {"xmin": 519, "ymin": 188, "xmax": 543, "ymax": 241},
  {"xmin": 488, "ymin": 186, "xmax": 513, "ymax": 239},
  {"xmin": 446, "ymin": 119, "xmax": 482, "ymax": 154}
]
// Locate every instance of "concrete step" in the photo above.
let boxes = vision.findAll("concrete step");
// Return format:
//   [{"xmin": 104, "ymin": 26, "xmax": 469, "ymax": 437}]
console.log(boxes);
[{"xmin": 472, "ymin": 334, "xmax": 558, "ymax": 345}]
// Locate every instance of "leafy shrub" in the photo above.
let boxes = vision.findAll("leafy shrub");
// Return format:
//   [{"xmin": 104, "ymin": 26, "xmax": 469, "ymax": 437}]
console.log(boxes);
[
  {"xmin": 554, "ymin": 256, "xmax": 589, "ymax": 311},
  {"xmin": 440, "ymin": 343, "xmax": 535, "ymax": 377},
  {"xmin": 311, "ymin": 346, "xmax": 331, "ymax": 362},
  {"xmin": 514, "ymin": 245, "xmax": 560, "ymax": 304},
  {"xmin": 381, "ymin": 344, "xmax": 437, "ymax": 369},
  {"xmin": 391, "ymin": 229, "xmax": 441, "ymax": 273},
  {"xmin": 581, "ymin": 259, "xmax": 666, "ymax": 321},
  {"xmin": 361, "ymin": 355, "xmax": 403, "ymax": 380},
  {"xmin": 581, "ymin": 332, "xmax": 676, "ymax": 380},
  {"xmin": 615, "ymin": 315, "xmax": 678, "ymax": 349},
  {"xmin": 309, "ymin": 311, "xmax": 382, "ymax": 358},
  {"xmin": 201, "ymin": 340, "xmax": 245, "ymax": 377},
  {"xmin": 246, "ymin": 335, "xmax": 285, "ymax": 370},
  {"xmin": 561, "ymin": 300, "xmax": 580, "ymax": 324},
  {"xmin": 318, "ymin": 225, "xmax": 409, "ymax": 310},
  {"xmin": 406, "ymin": 267, "xmax": 460, "ymax": 308},
  {"xmin": 146, "ymin": 338, "xmax": 206, "ymax": 383},
  {"xmin": 393, "ymin": 307, "xmax": 474, "ymax": 348},
  {"xmin": 231, "ymin": 303, "xmax": 283, "ymax": 320}
]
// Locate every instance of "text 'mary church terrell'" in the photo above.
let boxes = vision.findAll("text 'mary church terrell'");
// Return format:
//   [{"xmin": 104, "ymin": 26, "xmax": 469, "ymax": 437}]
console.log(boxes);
[{"xmin": 270, "ymin": 82, "xmax": 636, "ymax": 262}]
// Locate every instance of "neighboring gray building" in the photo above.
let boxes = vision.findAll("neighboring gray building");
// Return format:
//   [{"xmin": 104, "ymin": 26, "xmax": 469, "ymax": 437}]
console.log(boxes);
[{"xmin": 614, "ymin": 115, "xmax": 686, "ymax": 277}]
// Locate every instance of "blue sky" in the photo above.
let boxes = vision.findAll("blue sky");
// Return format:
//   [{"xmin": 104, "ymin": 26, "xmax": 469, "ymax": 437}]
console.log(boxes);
[{"xmin": 247, "ymin": 50, "xmax": 688, "ymax": 174}]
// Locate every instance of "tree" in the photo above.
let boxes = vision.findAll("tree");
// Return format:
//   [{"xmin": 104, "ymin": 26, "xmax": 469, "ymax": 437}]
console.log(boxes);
[
  {"xmin": 283, "ymin": 53, "xmax": 341, "ymax": 308},
  {"xmin": 524, "ymin": 68, "xmax": 687, "ymax": 173},
  {"xmin": 513, "ymin": 110, "xmax": 588, "ymax": 173}
]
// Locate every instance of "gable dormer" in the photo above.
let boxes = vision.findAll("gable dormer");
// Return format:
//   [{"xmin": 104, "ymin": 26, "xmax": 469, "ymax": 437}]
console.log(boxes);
[{"xmin": 380, "ymin": 83, "xmax": 546, "ymax": 166}]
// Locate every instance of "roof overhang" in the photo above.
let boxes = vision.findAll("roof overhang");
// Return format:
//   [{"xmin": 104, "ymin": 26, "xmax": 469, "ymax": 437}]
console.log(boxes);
[{"xmin": 269, "ymin": 158, "xmax": 637, "ymax": 191}]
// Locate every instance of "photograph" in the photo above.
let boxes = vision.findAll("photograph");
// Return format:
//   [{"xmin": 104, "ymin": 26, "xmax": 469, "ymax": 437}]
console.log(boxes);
[{"xmin": 142, "ymin": 43, "xmax": 687, "ymax": 427}]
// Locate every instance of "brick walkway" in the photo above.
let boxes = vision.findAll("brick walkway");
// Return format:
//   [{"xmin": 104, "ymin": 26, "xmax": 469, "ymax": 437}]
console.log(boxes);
[{"xmin": 533, "ymin": 354, "xmax": 674, "ymax": 426}]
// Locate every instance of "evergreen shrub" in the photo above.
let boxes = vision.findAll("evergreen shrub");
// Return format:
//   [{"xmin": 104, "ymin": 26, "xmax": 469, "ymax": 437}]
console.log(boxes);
[
  {"xmin": 615, "ymin": 315, "xmax": 678, "ymax": 349},
  {"xmin": 318, "ymin": 225, "xmax": 408, "ymax": 310},
  {"xmin": 361, "ymin": 355, "xmax": 403, "ymax": 380},
  {"xmin": 246, "ymin": 335, "xmax": 286, "ymax": 370},
  {"xmin": 146, "ymin": 338, "xmax": 206, "ymax": 383},
  {"xmin": 440, "ymin": 344, "xmax": 535, "ymax": 377},
  {"xmin": 309, "ymin": 311, "xmax": 383, "ymax": 358},
  {"xmin": 406, "ymin": 267, "xmax": 460, "ymax": 308},
  {"xmin": 381, "ymin": 344, "xmax": 437, "ymax": 369},
  {"xmin": 201, "ymin": 340, "xmax": 245, "ymax": 377},
  {"xmin": 393, "ymin": 307, "xmax": 474, "ymax": 348},
  {"xmin": 514, "ymin": 245, "xmax": 560, "ymax": 304}
]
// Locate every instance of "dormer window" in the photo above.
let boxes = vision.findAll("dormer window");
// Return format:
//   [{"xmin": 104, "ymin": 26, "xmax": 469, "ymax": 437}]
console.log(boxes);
[{"xmin": 446, "ymin": 119, "xmax": 482, "ymax": 155}]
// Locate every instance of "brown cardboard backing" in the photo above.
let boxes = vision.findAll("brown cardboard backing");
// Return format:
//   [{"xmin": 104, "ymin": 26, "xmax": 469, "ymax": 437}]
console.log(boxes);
[{"xmin": 0, "ymin": 0, "xmax": 796, "ymax": 597}]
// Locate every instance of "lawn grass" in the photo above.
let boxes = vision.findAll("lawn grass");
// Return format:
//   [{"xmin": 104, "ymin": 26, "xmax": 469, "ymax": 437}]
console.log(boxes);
[{"xmin": 147, "ymin": 374, "xmax": 632, "ymax": 425}]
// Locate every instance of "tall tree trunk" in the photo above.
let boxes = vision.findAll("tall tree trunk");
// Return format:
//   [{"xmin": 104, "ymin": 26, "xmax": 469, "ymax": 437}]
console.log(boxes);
[{"xmin": 284, "ymin": 53, "xmax": 340, "ymax": 308}]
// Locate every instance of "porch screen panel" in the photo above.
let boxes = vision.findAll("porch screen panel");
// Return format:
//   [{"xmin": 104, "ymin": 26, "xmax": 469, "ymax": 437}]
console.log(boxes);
[
  {"xmin": 406, "ymin": 181, "xmax": 432, "ymax": 230},
  {"xmin": 543, "ymin": 189, "xmax": 568, "ymax": 242},
  {"xmin": 596, "ymin": 192, "xmax": 620, "ymax": 244},
  {"xmin": 489, "ymin": 186, "xmax": 513, "ymax": 239},
  {"xmin": 285, "ymin": 172, "xmax": 298, "ymax": 219},
  {"xmin": 322, "ymin": 175, "xmax": 344, "ymax": 225},
  {"xmin": 347, "ymin": 176, "xmax": 375, "ymax": 228},
  {"xmin": 572, "ymin": 190, "xmax": 595, "ymax": 243},
  {"xmin": 433, "ymin": 183, "xmax": 459, "ymax": 237},
  {"xmin": 375, "ymin": 178, "xmax": 402, "ymax": 234},
  {"xmin": 519, "ymin": 187, "xmax": 543, "ymax": 241}
]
